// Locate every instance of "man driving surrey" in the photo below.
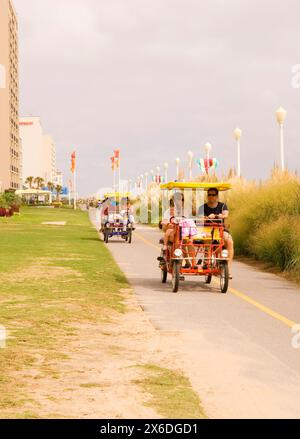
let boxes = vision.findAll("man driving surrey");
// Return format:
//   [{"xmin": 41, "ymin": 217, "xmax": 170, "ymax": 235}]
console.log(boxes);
[{"xmin": 198, "ymin": 188, "xmax": 234, "ymax": 278}]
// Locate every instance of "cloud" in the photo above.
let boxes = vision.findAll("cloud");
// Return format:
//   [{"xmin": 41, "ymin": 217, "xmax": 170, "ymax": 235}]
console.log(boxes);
[{"xmin": 14, "ymin": 0, "xmax": 300, "ymax": 195}]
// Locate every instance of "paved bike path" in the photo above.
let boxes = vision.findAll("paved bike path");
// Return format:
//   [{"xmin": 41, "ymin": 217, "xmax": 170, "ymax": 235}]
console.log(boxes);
[{"xmin": 91, "ymin": 212, "xmax": 300, "ymax": 419}]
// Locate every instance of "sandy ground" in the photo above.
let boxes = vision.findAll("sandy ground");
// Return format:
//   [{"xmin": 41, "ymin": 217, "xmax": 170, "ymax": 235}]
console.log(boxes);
[
  {"xmin": 4, "ymin": 290, "xmax": 183, "ymax": 419},
  {"xmin": 96, "ymin": 219, "xmax": 300, "ymax": 419}
]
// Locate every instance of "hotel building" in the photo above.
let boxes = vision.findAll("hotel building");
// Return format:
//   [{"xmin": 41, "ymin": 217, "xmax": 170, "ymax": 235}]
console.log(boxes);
[{"xmin": 0, "ymin": 0, "xmax": 21, "ymax": 191}]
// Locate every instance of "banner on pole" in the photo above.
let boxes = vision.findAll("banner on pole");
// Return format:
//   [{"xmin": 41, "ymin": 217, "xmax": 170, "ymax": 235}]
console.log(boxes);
[
  {"xmin": 110, "ymin": 156, "xmax": 115, "ymax": 170},
  {"xmin": 114, "ymin": 149, "xmax": 120, "ymax": 169},
  {"xmin": 71, "ymin": 151, "xmax": 76, "ymax": 174}
]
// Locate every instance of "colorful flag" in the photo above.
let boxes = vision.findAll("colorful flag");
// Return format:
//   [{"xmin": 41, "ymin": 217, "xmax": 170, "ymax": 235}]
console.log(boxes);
[
  {"xmin": 71, "ymin": 151, "xmax": 76, "ymax": 174},
  {"xmin": 197, "ymin": 158, "xmax": 219, "ymax": 174},
  {"xmin": 114, "ymin": 149, "xmax": 120, "ymax": 169},
  {"xmin": 110, "ymin": 156, "xmax": 115, "ymax": 170}
]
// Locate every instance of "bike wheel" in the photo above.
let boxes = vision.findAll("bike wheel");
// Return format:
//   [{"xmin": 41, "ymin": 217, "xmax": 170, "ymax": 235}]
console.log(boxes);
[
  {"xmin": 128, "ymin": 231, "xmax": 132, "ymax": 244},
  {"xmin": 205, "ymin": 274, "xmax": 212, "ymax": 284},
  {"xmin": 220, "ymin": 261, "xmax": 229, "ymax": 293},
  {"xmin": 172, "ymin": 261, "xmax": 180, "ymax": 293},
  {"xmin": 161, "ymin": 267, "xmax": 168, "ymax": 283}
]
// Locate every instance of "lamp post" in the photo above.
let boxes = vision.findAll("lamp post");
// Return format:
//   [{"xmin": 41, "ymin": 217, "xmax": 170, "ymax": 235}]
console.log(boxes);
[
  {"xmin": 140, "ymin": 174, "xmax": 145, "ymax": 191},
  {"xmin": 137, "ymin": 176, "xmax": 142, "ymax": 193},
  {"xmin": 275, "ymin": 106, "xmax": 287, "ymax": 171},
  {"xmin": 188, "ymin": 151, "xmax": 194, "ymax": 181},
  {"xmin": 150, "ymin": 169, "xmax": 154, "ymax": 183},
  {"xmin": 145, "ymin": 172, "xmax": 149, "ymax": 189},
  {"xmin": 204, "ymin": 143, "xmax": 212, "ymax": 175},
  {"xmin": 175, "ymin": 158, "xmax": 180, "ymax": 181},
  {"xmin": 204, "ymin": 143, "xmax": 212, "ymax": 161},
  {"xmin": 156, "ymin": 166, "xmax": 161, "ymax": 184},
  {"xmin": 164, "ymin": 163, "xmax": 169, "ymax": 183},
  {"xmin": 233, "ymin": 128, "xmax": 242, "ymax": 177}
]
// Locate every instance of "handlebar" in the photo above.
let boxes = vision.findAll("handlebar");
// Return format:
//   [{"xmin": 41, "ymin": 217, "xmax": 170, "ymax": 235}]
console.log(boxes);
[{"xmin": 198, "ymin": 215, "xmax": 224, "ymax": 220}]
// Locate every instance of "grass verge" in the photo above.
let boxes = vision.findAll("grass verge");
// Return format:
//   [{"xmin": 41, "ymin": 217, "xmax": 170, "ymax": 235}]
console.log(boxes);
[
  {"xmin": 134, "ymin": 364, "xmax": 206, "ymax": 419},
  {"xmin": 0, "ymin": 207, "xmax": 127, "ymax": 415}
]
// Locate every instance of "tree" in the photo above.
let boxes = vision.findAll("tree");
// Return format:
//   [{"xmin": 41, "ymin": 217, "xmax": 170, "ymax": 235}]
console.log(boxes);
[
  {"xmin": 25, "ymin": 176, "xmax": 34, "ymax": 189},
  {"xmin": 34, "ymin": 177, "xmax": 45, "ymax": 190},
  {"xmin": 47, "ymin": 182, "xmax": 55, "ymax": 193},
  {"xmin": 55, "ymin": 185, "xmax": 63, "ymax": 201}
]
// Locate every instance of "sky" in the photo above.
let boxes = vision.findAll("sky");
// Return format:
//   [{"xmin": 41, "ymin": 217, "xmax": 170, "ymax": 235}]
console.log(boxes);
[{"xmin": 14, "ymin": 0, "xmax": 300, "ymax": 196}]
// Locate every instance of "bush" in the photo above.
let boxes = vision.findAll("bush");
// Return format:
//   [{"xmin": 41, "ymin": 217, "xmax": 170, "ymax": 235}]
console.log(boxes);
[
  {"xmin": 228, "ymin": 170, "xmax": 300, "ymax": 281},
  {"xmin": 251, "ymin": 216, "xmax": 300, "ymax": 271},
  {"xmin": 0, "ymin": 193, "xmax": 22, "ymax": 215},
  {"xmin": 52, "ymin": 201, "xmax": 63, "ymax": 209}
]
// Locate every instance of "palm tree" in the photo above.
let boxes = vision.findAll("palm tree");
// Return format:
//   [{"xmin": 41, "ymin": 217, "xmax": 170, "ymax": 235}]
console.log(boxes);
[
  {"xmin": 25, "ymin": 176, "xmax": 34, "ymax": 189},
  {"xmin": 34, "ymin": 177, "xmax": 45, "ymax": 190},
  {"xmin": 55, "ymin": 185, "xmax": 63, "ymax": 201},
  {"xmin": 47, "ymin": 182, "xmax": 55, "ymax": 193}
]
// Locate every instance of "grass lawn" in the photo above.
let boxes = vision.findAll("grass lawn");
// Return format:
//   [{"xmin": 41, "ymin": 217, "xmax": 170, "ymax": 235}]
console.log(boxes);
[
  {"xmin": 134, "ymin": 364, "xmax": 206, "ymax": 419},
  {"xmin": 0, "ymin": 207, "xmax": 206, "ymax": 419},
  {"xmin": 0, "ymin": 207, "xmax": 128, "ymax": 415}
]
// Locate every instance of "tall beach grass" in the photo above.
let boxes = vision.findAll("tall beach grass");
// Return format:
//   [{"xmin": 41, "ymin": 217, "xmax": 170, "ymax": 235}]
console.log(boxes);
[{"xmin": 228, "ymin": 169, "xmax": 300, "ymax": 281}]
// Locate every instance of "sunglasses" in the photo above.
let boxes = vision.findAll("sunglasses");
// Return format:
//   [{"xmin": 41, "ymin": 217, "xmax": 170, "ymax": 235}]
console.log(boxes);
[{"xmin": 208, "ymin": 193, "xmax": 218, "ymax": 197}]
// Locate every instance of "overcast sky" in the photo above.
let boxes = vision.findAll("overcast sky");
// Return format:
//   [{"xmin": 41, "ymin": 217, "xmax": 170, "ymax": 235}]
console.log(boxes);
[{"xmin": 15, "ymin": 0, "xmax": 300, "ymax": 195}]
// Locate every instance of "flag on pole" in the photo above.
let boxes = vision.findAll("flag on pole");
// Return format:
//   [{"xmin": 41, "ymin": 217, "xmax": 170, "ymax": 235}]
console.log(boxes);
[
  {"xmin": 71, "ymin": 152, "xmax": 76, "ymax": 174},
  {"xmin": 114, "ymin": 149, "xmax": 120, "ymax": 169},
  {"xmin": 197, "ymin": 158, "xmax": 219, "ymax": 174},
  {"xmin": 110, "ymin": 156, "xmax": 115, "ymax": 170}
]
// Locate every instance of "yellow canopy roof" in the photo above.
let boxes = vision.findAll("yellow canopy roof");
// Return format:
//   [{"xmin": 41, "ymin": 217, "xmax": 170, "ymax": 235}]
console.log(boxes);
[
  {"xmin": 104, "ymin": 192, "xmax": 131, "ymax": 199},
  {"xmin": 160, "ymin": 182, "xmax": 232, "ymax": 191}
]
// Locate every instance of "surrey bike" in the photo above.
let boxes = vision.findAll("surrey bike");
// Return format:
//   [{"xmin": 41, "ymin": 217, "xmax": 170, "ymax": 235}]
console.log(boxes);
[{"xmin": 158, "ymin": 182, "xmax": 231, "ymax": 293}]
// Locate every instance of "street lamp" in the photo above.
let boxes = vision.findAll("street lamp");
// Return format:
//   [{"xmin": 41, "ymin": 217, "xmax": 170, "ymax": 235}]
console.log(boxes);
[
  {"xmin": 145, "ymin": 172, "xmax": 149, "ymax": 189},
  {"xmin": 175, "ymin": 158, "xmax": 180, "ymax": 181},
  {"xmin": 233, "ymin": 128, "xmax": 242, "ymax": 177},
  {"xmin": 275, "ymin": 106, "xmax": 287, "ymax": 171},
  {"xmin": 142, "ymin": 174, "xmax": 146, "ymax": 191},
  {"xmin": 204, "ymin": 143, "xmax": 212, "ymax": 160},
  {"xmin": 204, "ymin": 143, "xmax": 212, "ymax": 175},
  {"xmin": 150, "ymin": 169, "xmax": 154, "ymax": 183},
  {"xmin": 164, "ymin": 163, "xmax": 169, "ymax": 183},
  {"xmin": 187, "ymin": 151, "xmax": 194, "ymax": 181},
  {"xmin": 156, "ymin": 167, "xmax": 161, "ymax": 184}
]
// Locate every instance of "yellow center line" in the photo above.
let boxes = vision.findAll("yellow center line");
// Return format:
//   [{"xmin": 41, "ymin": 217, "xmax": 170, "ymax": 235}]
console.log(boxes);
[
  {"xmin": 135, "ymin": 231, "xmax": 161, "ymax": 251},
  {"xmin": 228, "ymin": 286, "xmax": 296, "ymax": 328},
  {"xmin": 135, "ymin": 230, "xmax": 297, "ymax": 330}
]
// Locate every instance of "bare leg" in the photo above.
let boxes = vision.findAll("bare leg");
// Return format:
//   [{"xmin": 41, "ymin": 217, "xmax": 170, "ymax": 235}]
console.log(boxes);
[
  {"xmin": 181, "ymin": 241, "xmax": 196, "ymax": 267},
  {"xmin": 224, "ymin": 237, "xmax": 234, "ymax": 276},
  {"xmin": 164, "ymin": 228, "xmax": 174, "ymax": 249}
]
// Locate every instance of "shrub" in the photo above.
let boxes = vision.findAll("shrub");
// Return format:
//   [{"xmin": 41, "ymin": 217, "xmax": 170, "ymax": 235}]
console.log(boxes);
[
  {"xmin": 0, "ymin": 193, "xmax": 22, "ymax": 210},
  {"xmin": 228, "ymin": 170, "xmax": 300, "ymax": 281}
]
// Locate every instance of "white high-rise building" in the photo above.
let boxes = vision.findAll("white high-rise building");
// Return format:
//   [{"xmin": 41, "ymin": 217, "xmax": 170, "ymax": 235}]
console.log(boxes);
[
  {"xmin": 19, "ymin": 116, "xmax": 57, "ymax": 186},
  {"xmin": 0, "ymin": 0, "xmax": 21, "ymax": 190},
  {"xmin": 43, "ymin": 135, "xmax": 56, "ymax": 184},
  {"xmin": 53, "ymin": 171, "xmax": 63, "ymax": 187}
]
